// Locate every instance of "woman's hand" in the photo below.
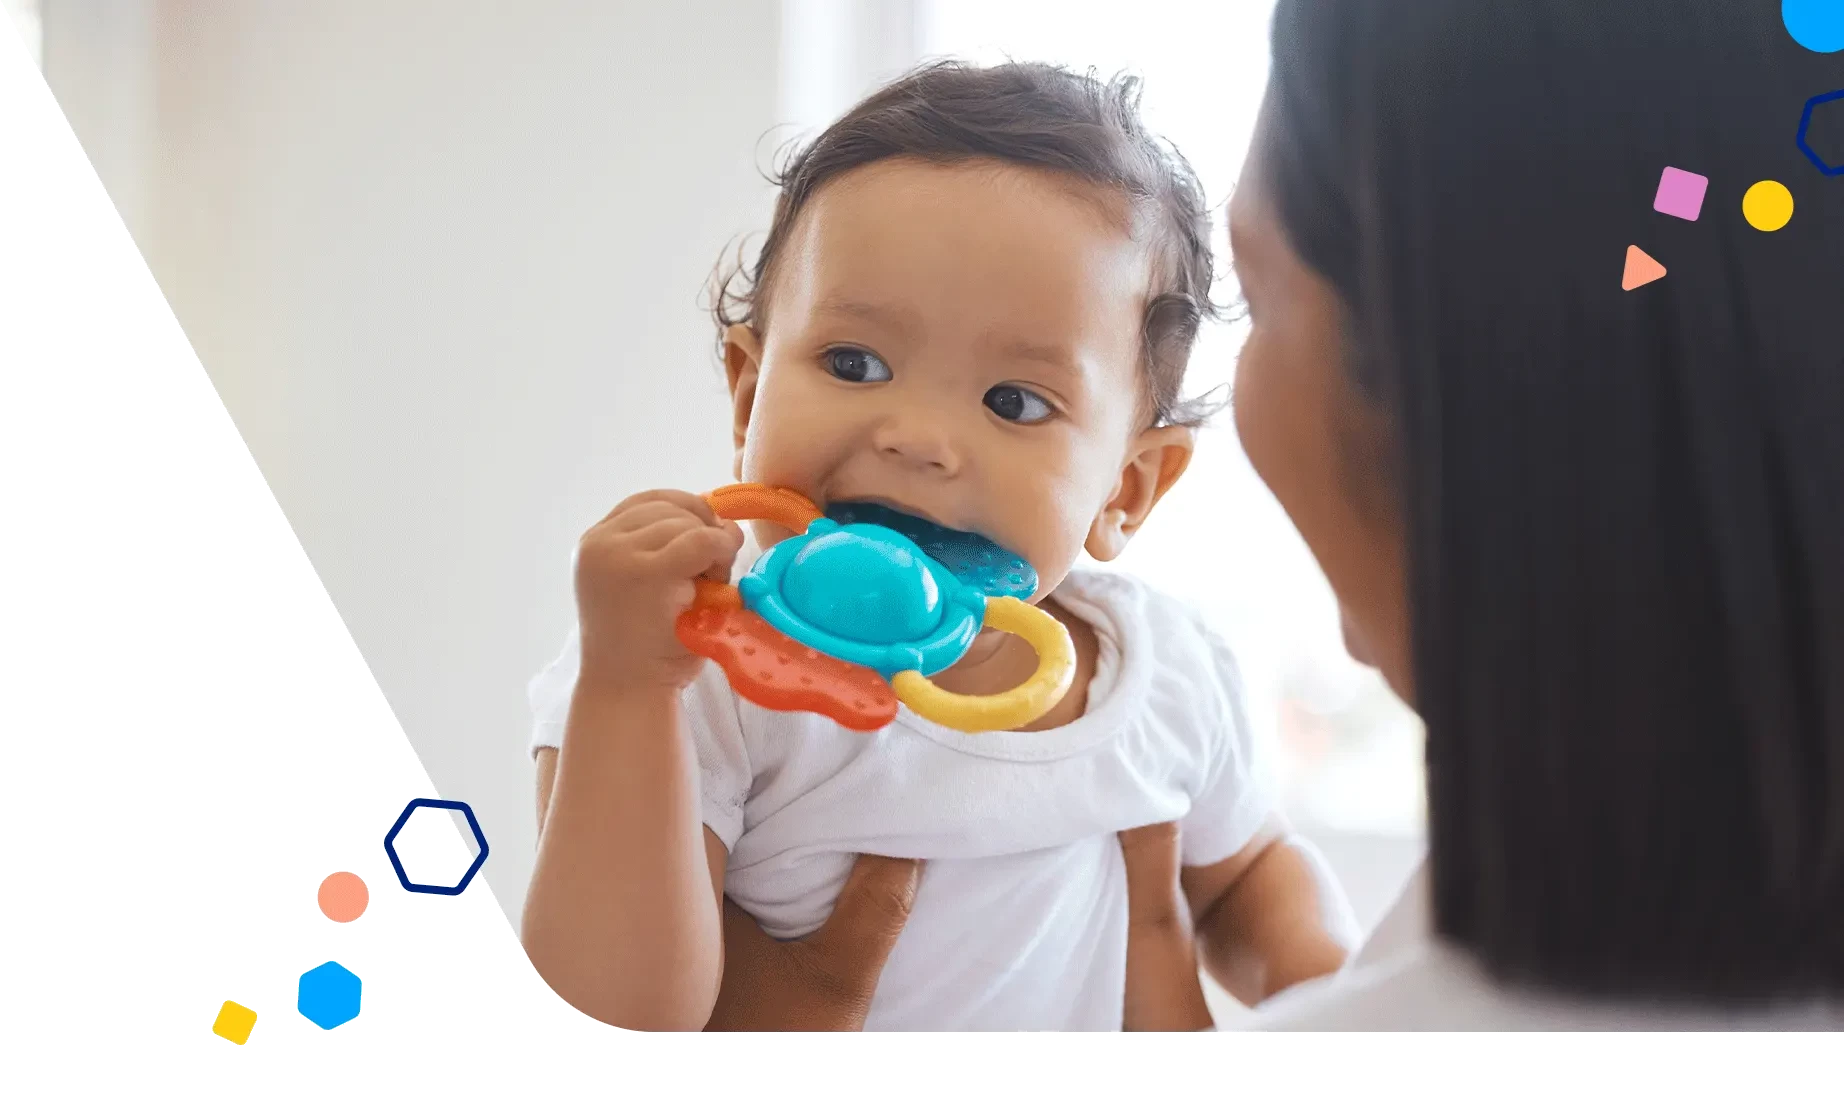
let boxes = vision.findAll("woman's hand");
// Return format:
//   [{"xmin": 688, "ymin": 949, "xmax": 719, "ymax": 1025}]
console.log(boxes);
[
  {"xmin": 703, "ymin": 824, "xmax": 1219, "ymax": 1031},
  {"xmin": 1120, "ymin": 822, "xmax": 1215, "ymax": 1031},
  {"xmin": 704, "ymin": 854, "xmax": 923, "ymax": 1031}
]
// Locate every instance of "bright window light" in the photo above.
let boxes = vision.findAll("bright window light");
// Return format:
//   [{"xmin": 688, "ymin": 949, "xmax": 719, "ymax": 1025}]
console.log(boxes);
[{"xmin": 919, "ymin": 0, "xmax": 1426, "ymax": 838}]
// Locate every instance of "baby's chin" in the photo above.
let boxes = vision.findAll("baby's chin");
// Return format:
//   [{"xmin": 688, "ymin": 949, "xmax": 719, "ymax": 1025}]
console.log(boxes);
[{"xmin": 743, "ymin": 520, "xmax": 800, "ymax": 561}]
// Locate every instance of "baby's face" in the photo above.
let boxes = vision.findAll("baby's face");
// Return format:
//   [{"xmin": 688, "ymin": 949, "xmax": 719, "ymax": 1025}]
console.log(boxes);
[{"xmin": 726, "ymin": 158, "xmax": 1168, "ymax": 598}]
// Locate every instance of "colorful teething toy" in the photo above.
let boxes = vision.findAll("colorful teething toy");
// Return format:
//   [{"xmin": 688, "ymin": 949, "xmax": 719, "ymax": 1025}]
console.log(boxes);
[{"xmin": 674, "ymin": 483, "xmax": 1075, "ymax": 733}]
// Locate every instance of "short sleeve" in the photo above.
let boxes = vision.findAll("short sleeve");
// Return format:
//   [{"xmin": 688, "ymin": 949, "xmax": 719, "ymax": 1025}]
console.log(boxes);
[
  {"xmin": 525, "ymin": 627, "xmax": 581, "ymax": 755},
  {"xmin": 679, "ymin": 660, "xmax": 752, "ymax": 850},
  {"xmin": 1178, "ymin": 628, "xmax": 1280, "ymax": 867},
  {"xmin": 525, "ymin": 626, "xmax": 752, "ymax": 850}
]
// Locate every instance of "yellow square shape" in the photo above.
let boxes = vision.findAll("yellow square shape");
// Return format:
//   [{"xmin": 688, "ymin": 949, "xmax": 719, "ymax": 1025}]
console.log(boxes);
[{"xmin": 212, "ymin": 1000, "xmax": 257, "ymax": 1045}]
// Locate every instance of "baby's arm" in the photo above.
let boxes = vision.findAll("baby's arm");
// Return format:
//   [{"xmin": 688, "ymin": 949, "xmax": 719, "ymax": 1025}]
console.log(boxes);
[
  {"xmin": 1181, "ymin": 816, "xmax": 1356, "ymax": 1005},
  {"xmin": 520, "ymin": 490, "xmax": 743, "ymax": 1031},
  {"xmin": 526, "ymin": 707, "xmax": 726, "ymax": 1030}
]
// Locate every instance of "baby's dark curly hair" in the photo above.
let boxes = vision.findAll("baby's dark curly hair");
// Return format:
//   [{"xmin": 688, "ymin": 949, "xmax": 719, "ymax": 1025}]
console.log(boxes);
[{"xmin": 711, "ymin": 59, "xmax": 1227, "ymax": 428}]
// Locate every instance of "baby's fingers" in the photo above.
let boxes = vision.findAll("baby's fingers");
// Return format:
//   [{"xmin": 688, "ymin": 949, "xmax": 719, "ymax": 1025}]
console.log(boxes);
[
  {"xmin": 598, "ymin": 488, "xmax": 721, "ymax": 531},
  {"xmin": 615, "ymin": 513, "xmax": 706, "ymax": 554},
  {"xmin": 705, "ymin": 519, "xmax": 747, "ymax": 582},
  {"xmin": 652, "ymin": 522, "xmax": 743, "ymax": 579}
]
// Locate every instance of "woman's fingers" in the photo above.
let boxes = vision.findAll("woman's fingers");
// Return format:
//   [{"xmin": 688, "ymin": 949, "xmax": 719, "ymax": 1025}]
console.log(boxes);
[
  {"xmin": 703, "ymin": 898, "xmax": 789, "ymax": 1031},
  {"xmin": 807, "ymin": 854, "xmax": 923, "ymax": 994},
  {"xmin": 1119, "ymin": 821, "xmax": 1187, "ymax": 930},
  {"xmin": 1118, "ymin": 822, "xmax": 1215, "ymax": 1032}
]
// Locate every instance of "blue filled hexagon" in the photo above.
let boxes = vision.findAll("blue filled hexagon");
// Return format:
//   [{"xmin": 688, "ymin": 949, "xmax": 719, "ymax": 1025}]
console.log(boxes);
[{"xmin": 298, "ymin": 961, "xmax": 362, "ymax": 1030}]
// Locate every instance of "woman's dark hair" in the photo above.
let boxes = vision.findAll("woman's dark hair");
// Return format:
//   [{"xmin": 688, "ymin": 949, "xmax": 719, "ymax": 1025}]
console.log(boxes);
[
  {"xmin": 1266, "ymin": 0, "xmax": 1844, "ymax": 1002},
  {"xmin": 713, "ymin": 60, "xmax": 1224, "ymax": 427}
]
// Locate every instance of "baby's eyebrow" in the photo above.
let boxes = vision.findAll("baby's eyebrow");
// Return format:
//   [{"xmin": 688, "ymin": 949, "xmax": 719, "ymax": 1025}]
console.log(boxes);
[
  {"xmin": 813, "ymin": 296, "xmax": 919, "ymax": 336},
  {"xmin": 995, "ymin": 336, "xmax": 1082, "ymax": 379}
]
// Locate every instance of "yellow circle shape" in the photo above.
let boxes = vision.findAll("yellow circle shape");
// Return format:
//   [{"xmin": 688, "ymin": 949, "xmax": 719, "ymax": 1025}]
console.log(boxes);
[
  {"xmin": 1742, "ymin": 180, "xmax": 1794, "ymax": 232},
  {"xmin": 891, "ymin": 596, "xmax": 1075, "ymax": 733}
]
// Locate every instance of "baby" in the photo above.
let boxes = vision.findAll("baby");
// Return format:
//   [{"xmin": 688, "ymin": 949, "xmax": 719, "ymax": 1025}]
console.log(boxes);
[{"xmin": 522, "ymin": 61, "xmax": 1352, "ymax": 1031}]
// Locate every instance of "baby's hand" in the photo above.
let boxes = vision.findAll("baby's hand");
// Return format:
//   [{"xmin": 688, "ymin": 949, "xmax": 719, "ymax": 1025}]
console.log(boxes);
[{"xmin": 574, "ymin": 488, "xmax": 743, "ymax": 693}]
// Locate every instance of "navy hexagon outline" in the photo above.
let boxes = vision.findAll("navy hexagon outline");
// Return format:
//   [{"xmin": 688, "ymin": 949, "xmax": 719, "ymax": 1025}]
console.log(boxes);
[
  {"xmin": 384, "ymin": 797, "xmax": 489, "ymax": 895},
  {"xmin": 1796, "ymin": 88, "xmax": 1844, "ymax": 176}
]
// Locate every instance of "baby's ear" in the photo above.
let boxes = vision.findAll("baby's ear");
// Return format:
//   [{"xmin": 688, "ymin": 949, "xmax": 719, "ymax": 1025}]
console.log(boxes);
[
  {"xmin": 722, "ymin": 324, "xmax": 765, "ymax": 481},
  {"xmin": 1085, "ymin": 425, "xmax": 1195, "ymax": 561}
]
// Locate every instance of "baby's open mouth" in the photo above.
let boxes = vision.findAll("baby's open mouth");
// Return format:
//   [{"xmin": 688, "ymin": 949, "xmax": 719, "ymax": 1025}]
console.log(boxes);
[
  {"xmin": 823, "ymin": 498, "xmax": 1037, "ymax": 600},
  {"xmin": 825, "ymin": 495, "xmax": 954, "ymax": 532}
]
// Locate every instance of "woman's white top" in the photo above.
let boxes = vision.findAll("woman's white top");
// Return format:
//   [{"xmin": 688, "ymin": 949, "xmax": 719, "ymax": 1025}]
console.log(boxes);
[{"xmin": 1245, "ymin": 861, "xmax": 1844, "ymax": 1031}]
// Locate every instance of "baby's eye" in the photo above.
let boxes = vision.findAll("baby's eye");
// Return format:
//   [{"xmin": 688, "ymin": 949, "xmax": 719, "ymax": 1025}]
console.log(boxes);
[
  {"xmin": 983, "ymin": 384, "xmax": 1055, "ymax": 424},
  {"xmin": 826, "ymin": 347, "xmax": 893, "ymax": 383}
]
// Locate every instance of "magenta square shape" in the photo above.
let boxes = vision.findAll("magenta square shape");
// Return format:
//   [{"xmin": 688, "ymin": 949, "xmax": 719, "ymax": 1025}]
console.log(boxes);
[{"xmin": 1653, "ymin": 166, "xmax": 1708, "ymax": 221}]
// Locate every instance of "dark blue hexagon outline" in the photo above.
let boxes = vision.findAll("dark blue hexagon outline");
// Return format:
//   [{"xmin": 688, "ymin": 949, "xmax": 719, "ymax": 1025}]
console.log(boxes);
[
  {"xmin": 1796, "ymin": 88, "xmax": 1844, "ymax": 176},
  {"xmin": 383, "ymin": 797, "xmax": 489, "ymax": 895}
]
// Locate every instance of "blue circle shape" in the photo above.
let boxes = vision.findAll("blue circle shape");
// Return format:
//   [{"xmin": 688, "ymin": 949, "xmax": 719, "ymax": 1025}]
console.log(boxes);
[
  {"xmin": 781, "ymin": 525, "xmax": 942, "ymax": 643},
  {"xmin": 298, "ymin": 961, "xmax": 362, "ymax": 1030},
  {"xmin": 1785, "ymin": 0, "xmax": 1844, "ymax": 52},
  {"xmin": 383, "ymin": 798, "xmax": 490, "ymax": 896}
]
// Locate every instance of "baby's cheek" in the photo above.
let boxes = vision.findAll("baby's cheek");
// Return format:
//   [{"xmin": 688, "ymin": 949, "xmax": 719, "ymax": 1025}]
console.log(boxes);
[
  {"xmin": 1010, "ymin": 486, "xmax": 1097, "ymax": 586},
  {"xmin": 739, "ymin": 418, "xmax": 821, "ymax": 492}
]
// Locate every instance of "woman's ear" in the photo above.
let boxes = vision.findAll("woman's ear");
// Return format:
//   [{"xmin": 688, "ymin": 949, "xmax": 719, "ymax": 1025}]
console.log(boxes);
[
  {"xmin": 722, "ymin": 323, "xmax": 764, "ymax": 482},
  {"xmin": 1086, "ymin": 425, "xmax": 1195, "ymax": 561}
]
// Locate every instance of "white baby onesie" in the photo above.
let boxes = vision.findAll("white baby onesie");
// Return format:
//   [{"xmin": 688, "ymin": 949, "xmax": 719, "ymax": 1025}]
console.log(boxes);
[{"xmin": 527, "ymin": 567, "xmax": 1275, "ymax": 1031}]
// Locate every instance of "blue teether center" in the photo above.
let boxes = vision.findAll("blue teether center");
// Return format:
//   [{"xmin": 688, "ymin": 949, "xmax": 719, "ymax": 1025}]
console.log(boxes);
[
  {"xmin": 781, "ymin": 525, "xmax": 942, "ymax": 643},
  {"xmin": 739, "ymin": 518, "xmax": 988, "ymax": 679}
]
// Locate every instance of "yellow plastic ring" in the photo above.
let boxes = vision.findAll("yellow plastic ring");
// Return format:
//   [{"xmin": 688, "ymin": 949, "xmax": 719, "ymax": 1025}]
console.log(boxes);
[{"xmin": 891, "ymin": 596, "xmax": 1076, "ymax": 732}]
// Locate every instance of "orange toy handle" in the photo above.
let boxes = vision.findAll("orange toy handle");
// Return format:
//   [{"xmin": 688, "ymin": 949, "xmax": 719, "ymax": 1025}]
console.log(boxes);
[
  {"xmin": 686, "ymin": 483, "xmax": 822, "ymax": 612},
  {"xmin": 704, "ymin": 483, "xmax": 822, "ymax": 534}
]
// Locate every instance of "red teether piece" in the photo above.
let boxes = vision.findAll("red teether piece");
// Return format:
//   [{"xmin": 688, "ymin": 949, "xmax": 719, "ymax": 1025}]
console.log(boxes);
[{"xmin": 676, "ymin": 596, "xmax": 898, "ymax": 732}]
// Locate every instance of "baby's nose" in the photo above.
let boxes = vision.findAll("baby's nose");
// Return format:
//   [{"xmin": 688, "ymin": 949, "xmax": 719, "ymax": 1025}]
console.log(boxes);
[{"xmin": 870, "ymin": 412, "xmax": 962, "ymax": 474}]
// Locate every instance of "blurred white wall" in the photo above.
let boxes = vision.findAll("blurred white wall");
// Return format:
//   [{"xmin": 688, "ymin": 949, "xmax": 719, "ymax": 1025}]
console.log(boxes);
[
  {"xmin": 42, "ymin": 0, "xmax": 786, "ymax": 922},
  {"xmin": 779, "ymin": 0, "xmax": 920, "ymax": 134},
  {"xmin": 920, "ymin": 0, "xmax": 1425, "ymax": 938}
]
